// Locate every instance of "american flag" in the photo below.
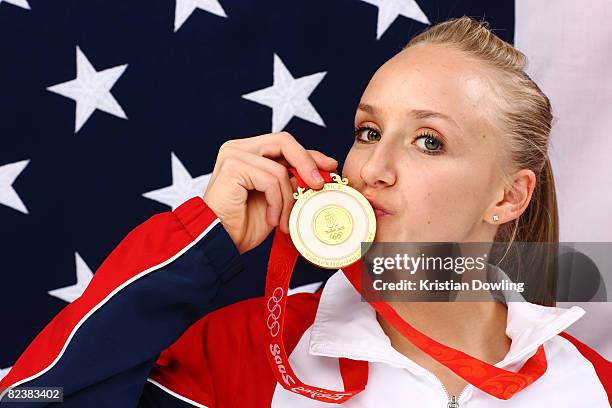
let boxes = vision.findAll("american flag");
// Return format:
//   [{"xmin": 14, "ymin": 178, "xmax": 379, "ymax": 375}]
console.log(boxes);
[{"xmin": 1, "ymin": 0, "xmax": 610, "ymax": 380}]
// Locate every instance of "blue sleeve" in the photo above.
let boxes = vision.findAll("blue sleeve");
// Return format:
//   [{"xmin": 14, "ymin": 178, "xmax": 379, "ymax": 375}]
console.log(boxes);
[{"xmin": 0, "ymin": 196, "xmax": 247, "ymax": 407}]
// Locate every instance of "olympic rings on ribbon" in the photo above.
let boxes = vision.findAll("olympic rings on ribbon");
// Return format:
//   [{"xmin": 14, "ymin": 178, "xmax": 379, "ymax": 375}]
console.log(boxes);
[{"xmin": 266, "ymin": 287, "xmax": 284, "ymax": 337}]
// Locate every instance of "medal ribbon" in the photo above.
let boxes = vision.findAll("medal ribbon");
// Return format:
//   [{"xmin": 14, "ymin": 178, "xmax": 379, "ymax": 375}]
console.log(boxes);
[{"xmin": 264, "ymin": 168, "xmax": 547, "ymax": 403}]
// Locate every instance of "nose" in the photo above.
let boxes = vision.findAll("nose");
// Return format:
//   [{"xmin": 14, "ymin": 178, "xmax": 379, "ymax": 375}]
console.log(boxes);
[{"xmin": 360, "ymin": 147, "xmax": 396, "ymax": 188}]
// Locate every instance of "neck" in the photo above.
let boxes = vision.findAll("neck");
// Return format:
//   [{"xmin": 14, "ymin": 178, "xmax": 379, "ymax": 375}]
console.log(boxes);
[{"xmin": 377, "ymin": 300, "xmax": 512, "ymax": 364}]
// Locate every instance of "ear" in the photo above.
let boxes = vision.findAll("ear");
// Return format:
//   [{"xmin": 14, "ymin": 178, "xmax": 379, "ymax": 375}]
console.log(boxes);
[{"xmin": 487, "ymin": 169, "xmax": 537, "ymax": 224}]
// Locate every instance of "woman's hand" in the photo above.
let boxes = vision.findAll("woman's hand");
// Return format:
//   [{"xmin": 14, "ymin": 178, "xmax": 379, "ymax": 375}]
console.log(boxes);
[{"xmin": 203, "ymin": 132, "xmax": 338, "ymax": 255}]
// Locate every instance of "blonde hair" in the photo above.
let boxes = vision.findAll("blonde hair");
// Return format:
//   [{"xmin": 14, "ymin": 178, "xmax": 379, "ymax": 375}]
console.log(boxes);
[{"xmin": 404, "ymin": 16, "xmax": 558, "ymax": 304}]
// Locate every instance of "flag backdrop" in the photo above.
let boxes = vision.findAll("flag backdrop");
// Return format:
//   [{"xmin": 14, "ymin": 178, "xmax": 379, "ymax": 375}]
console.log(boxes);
[
  {"xmin": 0, "ymin": 0, "xmax": 609, "ymax": 380},
  {"xmin": 514, "ymin": 0, "xmax": 612, "ymax": 360}
]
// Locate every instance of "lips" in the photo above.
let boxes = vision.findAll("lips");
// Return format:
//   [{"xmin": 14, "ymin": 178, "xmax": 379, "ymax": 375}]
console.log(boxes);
[
  {"xmin": 373, "ymin": 208, "xmax": 391, "ymax": 217},
  {"xmin": 364, "ymin": 194, "xmax": 394, "ymax": 217}
]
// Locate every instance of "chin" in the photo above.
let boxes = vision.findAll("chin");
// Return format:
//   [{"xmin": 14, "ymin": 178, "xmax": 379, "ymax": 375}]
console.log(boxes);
[{"xmin": 373, "ymin": 229, "xmax": 393, "ymax": 243}]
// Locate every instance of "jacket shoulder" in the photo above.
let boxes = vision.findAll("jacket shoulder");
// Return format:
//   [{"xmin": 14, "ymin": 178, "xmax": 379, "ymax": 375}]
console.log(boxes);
[{"xmin": 557, "ymin": 331, "xmax": 611, "ymax": 404}]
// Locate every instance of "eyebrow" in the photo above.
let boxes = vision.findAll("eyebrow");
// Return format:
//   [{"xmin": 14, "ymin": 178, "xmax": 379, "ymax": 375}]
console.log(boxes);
[{"xmin": 357, "ymin": 103, "xmax": 460, "ymax": 130}]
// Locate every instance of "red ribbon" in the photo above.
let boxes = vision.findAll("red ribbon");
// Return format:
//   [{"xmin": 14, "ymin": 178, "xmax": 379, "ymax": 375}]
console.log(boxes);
[{"xmin": 264, "ymin": 167, "xmax": 547, "ymax": 403}]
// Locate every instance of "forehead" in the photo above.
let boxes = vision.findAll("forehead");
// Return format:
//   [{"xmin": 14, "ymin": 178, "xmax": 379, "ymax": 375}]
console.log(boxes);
[{"xmin": 360, "ymin": 44, "xmax": 499, "ymax": 133}]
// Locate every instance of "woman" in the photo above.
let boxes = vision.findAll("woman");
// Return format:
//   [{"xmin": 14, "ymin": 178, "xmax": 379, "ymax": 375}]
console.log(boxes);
[{"xmin": 1, "ymin": 16, "xmax": 609, "ymax": 407}]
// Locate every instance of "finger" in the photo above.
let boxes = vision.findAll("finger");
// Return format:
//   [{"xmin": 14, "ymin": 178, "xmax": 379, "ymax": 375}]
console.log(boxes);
[
  {"xmin": 224, "ymin": 132, "xmax": 336, "ymax": 189},
  {"xmin": 238, "ymin": 163, "xmax": 283, "ymax": 228},
  {"xmin": 307, "ymin": 150, "xmax": 338, "ymax": 170},
  {"xmin": 257, "ymin": 133, "xmax": 326, "ymax": 189},
  {"xmin": 227, "ymin": 149, "xmax": 295, "ymax": 233},
  {"xmin": 289, "ymin": 176, "xmax": 298, "ymax": 191},
  {"xmin": 222, "ymin": 134, "xmax": 336, "ymax": 167},
  {"xmin": 273, "ymin": 149, "xmax": 337, "ymax": 172},
  {"xmin": 278, "ymin": 173, "xmax": 294, "ymax": 234}
]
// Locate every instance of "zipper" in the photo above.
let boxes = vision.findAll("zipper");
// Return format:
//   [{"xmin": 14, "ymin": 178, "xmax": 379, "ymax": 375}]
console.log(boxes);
[
  {"xmin": 447, "ymin": 395, "xmax": 459, "ymax": 408},
  {"xmin": 438, "ymin": 380, "xmax": 468, "ymax": 408}
]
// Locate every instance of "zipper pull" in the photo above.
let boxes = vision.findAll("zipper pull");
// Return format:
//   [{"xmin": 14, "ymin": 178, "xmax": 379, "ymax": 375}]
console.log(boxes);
[{"xmin": 447, "ymin": 395, "xmax": 459, "ymax": 408}]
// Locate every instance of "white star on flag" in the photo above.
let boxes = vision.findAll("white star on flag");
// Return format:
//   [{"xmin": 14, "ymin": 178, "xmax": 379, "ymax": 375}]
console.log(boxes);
[
  {"xmin": 47, "ymin": 46, "xmax": 128, "ymax": 133},
  {"xmin": 0, "ymin": 159, "xmax": 30, "ymax": 214},
  {"xmin": 0, "ymin": 367, "xmax": 11, "ymax": 381},
  {"xmin": 48, "ymin": 253, "xmax": 94, "ymax": 303},
  {"xmin": 142, "ymin": 152, "xmax": 212, "ymax": 210},
  {"xmin": 174, "ymin": 0, "xmax": 227, "ymax": 32},
  {"xmin": 242, "ymin": 53, "xmax": 327, "ymax": 132},
  {"xmin": 0, "ymin": 0, "xmax": 30, "ymax": 10},
  {"xmin": 359, "ymin": 0, "xmax": 430, "ymax": 40}
]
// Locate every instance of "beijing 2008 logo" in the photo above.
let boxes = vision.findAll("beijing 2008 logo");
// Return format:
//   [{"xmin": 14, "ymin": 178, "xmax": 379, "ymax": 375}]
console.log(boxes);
[{"xmin": 267, "ymin": 287, "xmax": 284, "ymax": 337}]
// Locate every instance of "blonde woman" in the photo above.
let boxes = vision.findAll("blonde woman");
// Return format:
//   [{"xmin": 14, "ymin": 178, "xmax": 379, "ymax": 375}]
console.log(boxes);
[{"xmin": 1, "ymin": 16, "xmax": 609, "ymax": 408}]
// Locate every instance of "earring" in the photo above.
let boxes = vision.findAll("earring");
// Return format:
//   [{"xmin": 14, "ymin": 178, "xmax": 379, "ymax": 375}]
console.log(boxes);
[{"xmin": 492, "ymin": 214, "xmax": 499, "ymax": 222}]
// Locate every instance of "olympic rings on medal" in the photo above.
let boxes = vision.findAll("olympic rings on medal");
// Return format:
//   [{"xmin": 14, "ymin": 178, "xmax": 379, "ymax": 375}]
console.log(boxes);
[{"xmin": 266, "ymin": 287, "xmax": 284, "ymax": 337}]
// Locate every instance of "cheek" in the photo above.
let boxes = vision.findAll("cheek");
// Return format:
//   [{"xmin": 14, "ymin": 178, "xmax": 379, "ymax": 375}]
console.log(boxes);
[
  {"xmin": 400, "ymin": 170, "xmax": 453, "ymax": 219},
  {"xmin": 395, "ymin": 165, "xmax": 486, "ymax": 238},
  {"xmin": 341, "ymin": 148, "xmax": 365, "ymax": 185}
]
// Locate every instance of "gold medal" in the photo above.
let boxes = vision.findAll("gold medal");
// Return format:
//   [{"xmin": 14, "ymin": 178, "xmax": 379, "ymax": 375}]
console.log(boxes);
[{"xmin": 289, "ymin": 173, "xmax": 376, "ymax": 269}]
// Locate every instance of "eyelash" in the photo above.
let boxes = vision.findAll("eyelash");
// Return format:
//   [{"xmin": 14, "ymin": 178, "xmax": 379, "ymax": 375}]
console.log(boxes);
[{"xmin": 353, "ymin": 126, "xmax": 445, "ymax": 156}]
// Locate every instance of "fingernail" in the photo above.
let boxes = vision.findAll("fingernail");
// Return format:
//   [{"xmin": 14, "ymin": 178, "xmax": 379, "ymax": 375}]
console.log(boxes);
[{"xmin": 312, "ymin": 169, "xmax": 324, "ymax": 184}]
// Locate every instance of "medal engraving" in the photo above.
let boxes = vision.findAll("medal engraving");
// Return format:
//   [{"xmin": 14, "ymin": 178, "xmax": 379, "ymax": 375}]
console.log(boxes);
[{"xmin": 313, "ymin": 205, "xmax": 353, "ymax": 245}]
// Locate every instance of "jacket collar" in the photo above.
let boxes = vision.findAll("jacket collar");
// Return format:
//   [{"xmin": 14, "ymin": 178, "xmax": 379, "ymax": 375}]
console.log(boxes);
[{"xmin": 308, "ymin": 267, "xmax": 586, "ymax": 372}]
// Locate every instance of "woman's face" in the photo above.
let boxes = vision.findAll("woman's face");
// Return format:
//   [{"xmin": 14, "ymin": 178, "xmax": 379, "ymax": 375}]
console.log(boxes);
[{"xmin": 343, "ymin": 43, "xmax": 507, "ymax": 243}]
